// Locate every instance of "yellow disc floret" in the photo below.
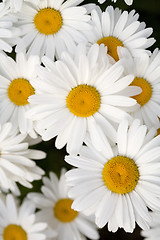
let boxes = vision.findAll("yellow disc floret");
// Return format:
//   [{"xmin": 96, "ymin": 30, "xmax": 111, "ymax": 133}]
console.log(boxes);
[
  {"xmin": 97, "ymin": 36, "xmax": 123, "ymax": 61},
  {"xmin": 3, "ymin": 224, "xmax": 27, "ymax": 240},
  {"xmin": 34, "ymin": 8, "xmax": 63, "ymax": 35},
  {"xmin": 130, "ymin": 77, "xmax": 152, "ymax": 106},
  {"xmin": 102, "ymin": 156, "xmax": 139, "ymax": 194},
  {"xmin": 66, "ymin": 84, "xmax": 101, "ymax": 117},
  {"xmin": 54, "ymin": 198, "xmax": 78, "ymax": 223},
  {"xmin": 7, "ymin": 78, "xmax": 35, "ymax": 106}
]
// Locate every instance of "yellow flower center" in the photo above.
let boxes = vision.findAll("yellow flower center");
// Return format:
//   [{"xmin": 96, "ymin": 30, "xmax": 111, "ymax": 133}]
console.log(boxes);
[
  {"xmin": 66, "ymin": 84, "xmax": 101, "ymax": 117},
  {"xmin": 130, "ymin": 77, "xmax": 152, "ymax": 106},
  {"xmin": 54, "ymin": 198, "xmax": 78, "ymax": 223},
  {"xmin": 97, "ymin": 36, "xmax": 123, "ymax": 61},
  {"xmin": 34, "ymin": 8, "xmax": 63, "ymax": 35},
  {"xmin": 3, "ymin": 224, "xmax": 27, "ymax": 240},
  {"xmin": 102, "ymin": 156, "xmax": 139, "ymax": 194},
  {"xmin": 7, "ymin": 78, "xmax": 35, "ymax": 106}
]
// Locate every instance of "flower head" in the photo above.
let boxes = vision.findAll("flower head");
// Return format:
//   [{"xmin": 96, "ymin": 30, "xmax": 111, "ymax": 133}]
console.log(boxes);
[
  {"xmin": 0, "ymin": 52, "xmax": 40, "ymax": 137},
  {"xmin": 0, "ymin": 194, "xmax": 47, "ymax": 240},
  {"xmin": 119, "ymin": 48, "xmax": 160, "ymax": 129},
  {"xmin": 28, "ymin": 169, "xmax": 99, "ymax": 240},
  {"xmin": 65, "ymin": 119, "xmax": 160, "ymax": 232},
  {"xmin": 14, "ymin": 0, "xmax": 91, "ymax": 58},
  {"xmin": 85, "ymin": 6, "xmax": 155, "ymax": 62},
  {"xmin": 27, "ymin": 43, "xmax": 140, "ymax": 154}
]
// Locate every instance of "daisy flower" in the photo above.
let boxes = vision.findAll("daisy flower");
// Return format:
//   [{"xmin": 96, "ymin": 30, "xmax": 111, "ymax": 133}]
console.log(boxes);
[
  {"xmin": 98, "ymin": 0, "xmax": 133, "ymax": 5},
  {"xmin": 85, "ymin": 6, "xmax": 155, "ymax": 62},
  {"xmin": 65, "ymin": 119, "xmax": 160, "ymax": 232},
  {"xmin": 118, "ymin": 48, "xmax": 160, "ymax": 129},
  {"xmin": 0, "ymin": 52, "xmax": 40, "ymax": 138},
  {"xmin": 0, "ymin": 194, "xmax": 47, "ymax": 240},
  {"xmin": 27, "ymin": 43, "xmax": 140, "ymax": 154},
  {"xmin": 141, "ymin": 212, "xmax": 160, "ymax": 240},
  {"xmin": 14, "ymin": 0, "xmax": 91, "ymax": 59},
  {"xmin": 0, "ymin": 122, "xmax": 45, "ymax": 195},
  {"xmin": 28, "ymin": 169, "xmax": 99, "ymax": 240},
  {"xmin": 0, "ymin": 1, "xmax": 20, "ymax": 52}
]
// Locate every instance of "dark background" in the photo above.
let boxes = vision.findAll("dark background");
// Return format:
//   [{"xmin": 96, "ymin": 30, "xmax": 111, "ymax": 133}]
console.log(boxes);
[{"xmin": 4, "ymin": 0, "xmax": 160, "ymax": 239}]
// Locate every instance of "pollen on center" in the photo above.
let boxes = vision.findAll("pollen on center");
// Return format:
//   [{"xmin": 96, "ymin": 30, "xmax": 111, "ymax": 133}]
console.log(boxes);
[
  {"xmin": 34, "ymin": 8, "xmax": 63, "ymax": 35},
  {"xmin": 54, "ymin": 198, "xmax": 78, "ymax": 223},
  {"xmin": 102, "ymin": 155, "xmax": 139, "ymax": 194},
  {"xmin": 66, "ymin": 84, "xmax": 101, "ymax": 117},
  {"xmin": 97, "ymin": 36, "xmax": 123, "ymax": 61},
  {"xmin": 3, "ymin": 224, "xmax": 27, "ymax": 240},
  {"xmin": 7, "ymin": 78, "xmax": 35, "ymax": 106},
  {"xmin": 130, "ymin": 77, "xmax": 152, "ymax": 106}
]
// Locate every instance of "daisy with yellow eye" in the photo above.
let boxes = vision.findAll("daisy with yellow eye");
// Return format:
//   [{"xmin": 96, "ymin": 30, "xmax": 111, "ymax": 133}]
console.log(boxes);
[
  {"xmin": 85, "ymin": 6, "xmax": 155, "ymax": 62},
  {"xmin": 98, "ymin": 0, "xmax": 133, "ymax": 5},
  {"xmin": 0, "ymin": 194, "xmax": 49, "ymax": 240},
  {"xmin": 0, "ymin": 52, "xmax": 40, "ymax": 137},
  {"xmin": 14, "ymin": 0, "xmax": 91, "ymax": 59},
  {"xmin": 0, "ymin": 122, "xmax": 45, "ymax": 195},
  {"xmin": 65, "ymin": 119, "xmax": 160, "ymax": 232},
  {"xmin": 119, "ymin": 48, "xmax": 160, "ymax": 129},
  {"xmin": 28, "ymin": 169, "xmax": 99, "ymax": 240},
  {"xmin": 27, "ymin": 43, "xmax": 140, "ymax": 154},
  {"xmin": 141, "ymin": 212, "xmax": 160, "ymax": 240}
]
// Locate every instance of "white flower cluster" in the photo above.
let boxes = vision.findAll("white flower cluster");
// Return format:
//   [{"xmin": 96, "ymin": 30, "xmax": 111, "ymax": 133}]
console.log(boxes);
[{"xmin": 0, "ymin": 0, "xmax": 159, "ymax": 240}]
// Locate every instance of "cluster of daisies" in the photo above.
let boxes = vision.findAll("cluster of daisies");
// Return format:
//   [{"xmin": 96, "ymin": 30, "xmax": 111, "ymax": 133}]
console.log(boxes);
[{"xmin": 0, "ymin": 0, "xmax": 160, "ymax": 239}]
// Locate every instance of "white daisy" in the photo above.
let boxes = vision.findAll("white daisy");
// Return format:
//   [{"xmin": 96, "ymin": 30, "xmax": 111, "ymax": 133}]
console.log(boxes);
[
  {"xmin": 28, "ymin": 169, "xmax": 99, "ymax": 240},
  {"xmin": 14, "ymin": 0, "xmax": 91, "ymax": 59},
  {"xmin": 141, "ymin": 212, "xmax": 160, "ymax": 240},
  {"xmin": 65, "ymin": 119, "xmax": 160, "ymax": 232},
  {"xmin": 118, "ymin": 48, "xmax": 160, "ymax": 129},
  {"xmin": 27, "ymin": 43, "xmax": 140, "ymax": 154},
  {"xmin": 0, "ymin": 1, "xmax": 20, "ymax": 52},
  {"xmin": 0, "ymin": 194, "xmax": 47, "ymax": 240},
  {"xmin": 0, "ymin": 122, "xmax": 45, "ymax": 195},
  {"xmin": 85, "ymin": 6, "xmax": 155, "ymax": 62},
  {"xmin": 0, "ymin": 52, "xmax": 40, "ymax": 138},
  {"xmin": 98, "ymin": 0, "xmax": 133, "ymax": 5}
]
